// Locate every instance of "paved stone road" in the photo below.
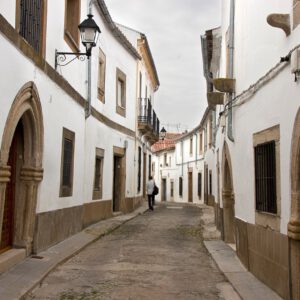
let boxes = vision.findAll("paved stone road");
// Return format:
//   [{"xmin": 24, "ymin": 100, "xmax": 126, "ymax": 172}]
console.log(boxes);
[{"xmin": 26, "ymin": 203, "xmax": 239, "ymax": 300}]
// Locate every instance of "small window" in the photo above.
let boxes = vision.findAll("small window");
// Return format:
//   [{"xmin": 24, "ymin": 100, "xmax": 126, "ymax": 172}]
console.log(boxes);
[
  {"xmin": 97, "ymin": 48, "xmax": 106, "ymax": 102},
  {"xmin": 169, "ymin": 156, "xmax": 171, "ymax": 167},
  {"xmin": 190, "ymin": 137, "xmax": 193, "ymax": 155},
  {"xmin": 199, "ymin": 132, "xmax": 203, "ymax": 155},
  {"xmin": 116, "ymin": 68, "xmax": 126, "ymax": 117},
  {"xmin": 152, "ymin": 162, "xmax": 155, "ymax": 173},
  {"xmin": 93, "ymin": 148, "xmax": 104, "ymax": 200},
  {"xmin": 198, "ymin": 172, "xmax": 202, "ymax": 199},
  {"xmin": 179, "ymin": 177, "xmax": 183, "ymax": 197},
  {"xmin": 60, "ymin": 128, "xmax": 75, "ymax": 197},
  {"xmin": 254, "ymin": 141, "xmax": 277, "ymax": 214},
  {"xmin": 64, "ymin": 0, "xmax": 81, "ymax": 51},
  {"xmin": 164, "ymin": 153, "xmax": 167, "ymax": 166},
  {"xmin": 171, "ymin": 181, "xmax": 174, "ymax": 198}
]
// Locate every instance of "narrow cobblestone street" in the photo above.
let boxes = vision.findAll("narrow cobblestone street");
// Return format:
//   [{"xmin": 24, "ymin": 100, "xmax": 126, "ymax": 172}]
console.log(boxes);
[{"xmin": 26, "ymin": 204, "xmax": 239, "ymax": 300}]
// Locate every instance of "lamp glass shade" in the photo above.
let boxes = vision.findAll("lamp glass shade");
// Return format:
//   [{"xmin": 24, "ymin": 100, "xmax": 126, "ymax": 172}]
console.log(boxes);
[{"xmin": 78, "ymin": 14, "xmax": 101, "ymax": 49}]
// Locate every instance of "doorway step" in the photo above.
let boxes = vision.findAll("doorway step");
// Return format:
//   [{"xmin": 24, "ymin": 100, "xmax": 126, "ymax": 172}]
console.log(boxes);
[{"xmin": 0, "ymin": 248, "xmax": 26, "ymax": 274}]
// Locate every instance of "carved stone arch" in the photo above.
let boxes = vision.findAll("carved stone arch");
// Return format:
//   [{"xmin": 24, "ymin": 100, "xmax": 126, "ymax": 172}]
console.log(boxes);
[
  {"xmin": 0, "ymin": 81, "xmax": 44, "ymax": 255},
  {"xmin": 221, "ymin": 141, "xmax": 235, "ymax": 243},
  {"xmin": 288, "ymin": 108, "xmax": 300, "ymax": 299}
]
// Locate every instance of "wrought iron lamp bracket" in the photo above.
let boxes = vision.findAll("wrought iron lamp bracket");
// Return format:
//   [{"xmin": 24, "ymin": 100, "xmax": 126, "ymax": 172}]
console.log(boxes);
[{"xmin": 55, "ymin": 50, "xmax": 89, "ymax": 70}]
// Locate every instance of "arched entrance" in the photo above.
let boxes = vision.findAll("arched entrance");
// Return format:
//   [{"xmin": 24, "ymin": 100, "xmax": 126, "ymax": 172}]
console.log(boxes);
[
  {"xmin": 222, "ymin": 142, "xmax": 235, "ymax": 244},
  {"xmin": 288, "ymin": 108, "xmax": 300, "ymax": 299},
  {"xmin": 0, "ymin": 82, "xmax": 43, "ymax": 255}
]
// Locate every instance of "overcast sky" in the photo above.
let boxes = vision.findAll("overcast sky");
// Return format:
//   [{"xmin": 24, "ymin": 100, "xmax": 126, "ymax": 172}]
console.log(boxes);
[{"xmin": 105, "ymin": 0, "xmax": 221, "ymax": 132}]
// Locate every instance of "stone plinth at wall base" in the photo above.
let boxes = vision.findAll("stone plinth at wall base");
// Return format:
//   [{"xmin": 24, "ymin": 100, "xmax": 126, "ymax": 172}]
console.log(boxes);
[
  {"xmin": 213, "ymin": 78, "xmax": 236, "ymax": 93},
  {"xmin": 207, "ymin": 92, "xmax": 224, "ymax": 106},
  {"xmin": 0, "ymin": 248, "xmax": 26, "ymax": 274}
]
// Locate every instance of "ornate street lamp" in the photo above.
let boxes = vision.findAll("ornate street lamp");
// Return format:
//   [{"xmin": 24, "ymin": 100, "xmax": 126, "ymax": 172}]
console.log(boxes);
[
  {"xmin": 55, "ymin": 14, "xmax": 101, "ymax": 69},
  {"xmin": 160, "ymin": 127, "xmax": 167, "ymax": 140}
]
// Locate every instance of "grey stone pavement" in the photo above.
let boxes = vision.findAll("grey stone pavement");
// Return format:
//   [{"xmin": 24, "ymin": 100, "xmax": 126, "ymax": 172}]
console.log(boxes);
[{"xmin": 0, "ymin": 203, "xmax": 281, "ymax": 300}]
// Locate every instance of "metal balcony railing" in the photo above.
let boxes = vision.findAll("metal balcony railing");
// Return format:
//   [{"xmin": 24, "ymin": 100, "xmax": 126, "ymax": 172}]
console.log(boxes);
[{"xmin": 138, "ymin": 98, "xmax": 160, "ymax": 136}]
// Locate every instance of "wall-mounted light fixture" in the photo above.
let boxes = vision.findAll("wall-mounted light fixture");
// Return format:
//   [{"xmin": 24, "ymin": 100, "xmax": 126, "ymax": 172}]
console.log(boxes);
[
  {"xmin": 55, "ymin": 14, "xmax": 101, "ymax": 70},
  {"xmin": 160, "ymin": 127, "xmax": 167, "ymax": 140}
]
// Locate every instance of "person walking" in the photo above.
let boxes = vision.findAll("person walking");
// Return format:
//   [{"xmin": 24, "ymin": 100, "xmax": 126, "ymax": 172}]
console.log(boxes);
[{"xmin": 147, "ymin": 176, "xmax": 155, "ymax": 210}]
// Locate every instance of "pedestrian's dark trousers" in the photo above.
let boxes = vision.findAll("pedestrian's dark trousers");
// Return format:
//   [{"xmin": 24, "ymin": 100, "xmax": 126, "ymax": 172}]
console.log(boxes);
[{"xmin": 148, "ymin": 194, "xmax": 154, "ymax": 209}]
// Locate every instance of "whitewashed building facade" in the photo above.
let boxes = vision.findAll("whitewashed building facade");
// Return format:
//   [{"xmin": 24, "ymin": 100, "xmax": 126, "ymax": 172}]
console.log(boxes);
[{"xmin": 0, "ymin": 0, "xmax": 160, "ymax": 272}]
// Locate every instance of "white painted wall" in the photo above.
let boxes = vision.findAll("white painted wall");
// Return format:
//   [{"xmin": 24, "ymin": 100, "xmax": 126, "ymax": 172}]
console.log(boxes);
[{"xmin": 0, "ymin": 0, "xmax": 158, "ymax": 217}]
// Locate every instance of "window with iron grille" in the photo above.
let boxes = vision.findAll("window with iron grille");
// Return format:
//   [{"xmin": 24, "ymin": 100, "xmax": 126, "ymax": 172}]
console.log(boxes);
[
  {"xmin": 60, "ymin": 128, "xmax": 75, "ymax": 197},
  {"xmin": 198, "ymin": 172, "xmax": 202, "ymax": 198},
  {"xmin": 137, "ymin": 147, "xmax": 141, "ymax": 192},
  {"xmin": 179, "ymin": 177, "xmax": 183, "ymax": 197},
  {"xmin": 254, "ymin": 141, "xmax": 277, "ymax": 214},
  {"xmin": 19, "ymin": 0, "xmax": 45, "ymax": 54}
]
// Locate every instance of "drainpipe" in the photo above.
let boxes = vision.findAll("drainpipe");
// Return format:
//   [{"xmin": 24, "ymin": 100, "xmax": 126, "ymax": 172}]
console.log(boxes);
[
  {"xmin": 85, "ymin": 1, "xmax": 93, "ymax": 119},
  {"xmin": 227, "ymin": 0, "xmax": 235, "ymax": 142},
  {"xmin": 194, "ymin": 132, "xmax": 198, "ymax": 167}
]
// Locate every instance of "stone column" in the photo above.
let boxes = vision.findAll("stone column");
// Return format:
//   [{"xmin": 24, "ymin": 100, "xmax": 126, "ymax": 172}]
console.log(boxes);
[
  {"xmin": 222, "ymin": 188, "xmax": 235, "ymax": 243},
  {"xmin": 15, "ymin": 167, "xmax": 43, "ymax": 255},
  {"xmin": 288, "ymin": 190, "xmax": 300, "ymax": 300},
  {"xmin": 0, "ymin": 166, "xmax": 11, "ymax": 246}
]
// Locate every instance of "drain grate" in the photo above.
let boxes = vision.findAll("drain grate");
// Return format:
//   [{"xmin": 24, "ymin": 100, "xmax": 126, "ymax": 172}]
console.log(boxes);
[{"xmin": 31, "ymin": 255, "xmax": 44, "ymax": 259}]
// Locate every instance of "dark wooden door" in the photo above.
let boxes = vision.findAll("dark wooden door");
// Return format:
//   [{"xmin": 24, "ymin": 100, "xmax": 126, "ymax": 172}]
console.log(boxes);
[
  {"xmin": 0, "ymin": 126, "xmax": 19, "ymax": 252},
  {"xmin": 188, "ymin": 172, "xmax": 193, "ymax": 202},
  {"xmin": 113, "ymin": 156, "xmax": 121, "ymax": 212},
  {"xmin": 204, "ymin": 164, "xmax": 208, "ymax": 204},
  {"xmin": 143, "ymin": 153, "xmax": 146, "ymax": 197},
  {"xmin": 161, "ymin": 179, "xmax": 167, "ymax": 202}
]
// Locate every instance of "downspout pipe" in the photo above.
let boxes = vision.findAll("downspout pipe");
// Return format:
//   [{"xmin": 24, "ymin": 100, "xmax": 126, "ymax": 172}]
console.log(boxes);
[
  {"xmin": 85, "ymin": 1, "xmax": 93, "ymax": 118},
  {"xmin": 227, "ymin": 0, "xmax": 235, "ymax": 142}
]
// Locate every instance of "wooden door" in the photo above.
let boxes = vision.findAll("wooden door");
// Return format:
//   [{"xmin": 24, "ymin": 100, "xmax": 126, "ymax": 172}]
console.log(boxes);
[
  {"xmin": 188, "ymin": 172, "xmax": 193, "ymax": 202},
  {"xmin": 113, "ymin": 156, "xmax": 121, "ymax": 212},
  {"xmin": 143, "ymin": 153, "xmax": 146, "ymax": 197},
  {"xmin": 0, "ymin": 125, "xmax": 19, "ymax": 252},
  {"xmin": 204, "ymin": 164, "xmax": 208, "ymax": 204},
  {"xmin": 161, "ymin": 179, "xmax": 167, "ymax": 202}
]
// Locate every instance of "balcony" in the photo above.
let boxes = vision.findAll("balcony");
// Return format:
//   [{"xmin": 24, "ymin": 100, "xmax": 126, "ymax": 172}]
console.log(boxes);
[{"xmin": 138, "ymin": 98, "xmax": 160, "ymax": 144}]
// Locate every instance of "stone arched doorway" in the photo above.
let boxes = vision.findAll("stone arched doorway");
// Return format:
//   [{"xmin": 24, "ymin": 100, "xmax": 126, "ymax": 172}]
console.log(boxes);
[
  {"xmin": 222, "ymin": 142, "xmax": 235, "ymax": 244},
  {"xmin": 0, "ymin": 82, "xmax": 43, "ymax": 255},
  {"xmin": 288, "ymin": 108, "xmax": 300, "ymax": 299}
]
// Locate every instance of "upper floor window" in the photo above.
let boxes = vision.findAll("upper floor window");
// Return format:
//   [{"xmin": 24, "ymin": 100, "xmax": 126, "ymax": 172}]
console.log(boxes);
[
  {"xmin": 199, "ymin": 132, "xmax": 203, "ymax": 155},
  {"xmin": 190, "ymin": 137, "xmax": 193, "ymax": 155},
  {"xmin": 116, "ymin": 68, "xmax": 126, "ymax": 117},
  {"xmin": 64, "ymin": 0, "xmax": 81, "ymax": 51},
  {"xmin": 294, "ymin": 0, "xmax": 300, "ymax": 29},
  {"xmin": 97, "ymin": 48, "xmax": 106, "ymax": 103},
  {"xmin": 17, "ymin": 0, "xmax": 47, "ymax": 55},
  {"xmin": 164, "ymin": 153, "xmax": 167, "ymax": 166}
]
